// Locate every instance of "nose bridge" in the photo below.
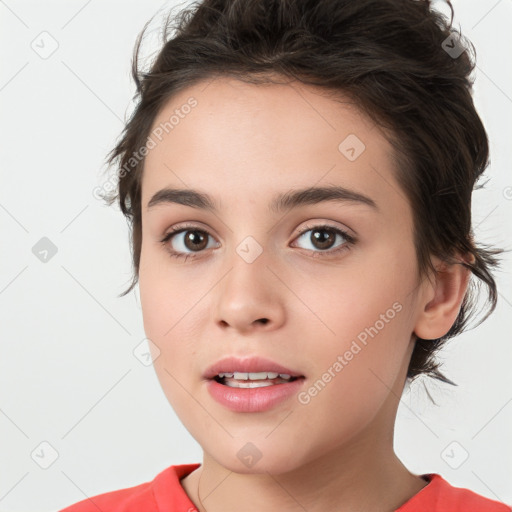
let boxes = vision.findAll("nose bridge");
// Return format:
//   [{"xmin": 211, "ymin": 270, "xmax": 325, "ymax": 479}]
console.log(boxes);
[
  {"xmin": 213, "ymin": 234, "xmax": 285, "ymax": 331},
  {"xmin": 221, "ymin": 234, "xmax": 271, "ymax": 305}
]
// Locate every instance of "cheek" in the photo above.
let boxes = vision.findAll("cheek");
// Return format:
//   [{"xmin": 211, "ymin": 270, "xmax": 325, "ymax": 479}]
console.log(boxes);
[
  {"xmin": 293, "ymin": 246, "xmax": 414, "ymax": 344},
  {"xmin": 139, "ymin": 243, "xmax": 191, "ymax": 332},
  {"xmin": 138, "ymin": 258, "xmax": 199, "ymax": 412},
  {"xmin": 138, "ymin": 245, "xmax": 207, "ymax": 377},
  {"xmin": 294, "ymin": 247, "xmax": 417, "ymax": 398},
  {"xmin": 295, "ymin": 295, "xmax": 412, "ymax": 448},
  {"xmin": 139, "ymin": 248, "xmax": 181, "ymax": 377}
]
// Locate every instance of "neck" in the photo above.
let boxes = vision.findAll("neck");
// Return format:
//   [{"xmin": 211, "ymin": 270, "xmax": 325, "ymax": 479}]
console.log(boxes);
[{"xmin": 182, "ymin": 427, "xmax": 427, "ymax": 512}]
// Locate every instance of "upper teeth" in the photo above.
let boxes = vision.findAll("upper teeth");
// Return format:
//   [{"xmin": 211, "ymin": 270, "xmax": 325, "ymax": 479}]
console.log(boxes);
[{"xmin": 218, "ymin": 371, "xmax": 292, "ymax": 380}]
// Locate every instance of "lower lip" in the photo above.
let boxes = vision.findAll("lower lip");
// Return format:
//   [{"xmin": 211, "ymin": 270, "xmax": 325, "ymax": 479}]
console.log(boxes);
[{"xmin": 206, "ymin": 378, "xmax": 305, "ymax": 412}]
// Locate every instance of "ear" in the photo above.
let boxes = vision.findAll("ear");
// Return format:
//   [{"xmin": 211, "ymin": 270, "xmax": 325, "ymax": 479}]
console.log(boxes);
[{"xmin": 413, "ymin": 253, "xmax": 474, "ymax": 340}]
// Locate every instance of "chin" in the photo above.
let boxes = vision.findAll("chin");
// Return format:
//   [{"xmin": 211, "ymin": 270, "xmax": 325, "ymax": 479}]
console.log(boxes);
[{"xmin": 207, "ymin": 444, "xmax": 306, "ymax": 476}]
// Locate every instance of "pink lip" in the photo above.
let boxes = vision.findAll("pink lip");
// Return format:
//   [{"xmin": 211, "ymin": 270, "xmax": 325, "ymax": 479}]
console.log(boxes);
[
  {"xmin": 202, "ymin": 355, "xmax": 304, "ymax": 380},
  {"xmin": 206, "ymin": 377, "xmax": 306, "ymax": 412}
]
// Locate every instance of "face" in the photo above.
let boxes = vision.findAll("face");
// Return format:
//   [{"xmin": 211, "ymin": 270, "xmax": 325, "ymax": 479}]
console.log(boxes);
[{"xmin": 138, "ymin": 77, "xmax": 427, "ymax": 474}]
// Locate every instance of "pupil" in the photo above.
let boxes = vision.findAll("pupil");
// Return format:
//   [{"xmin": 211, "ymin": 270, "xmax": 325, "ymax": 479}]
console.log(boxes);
[
  {"xmin": 312, "ymin": 228, "xmax": 335, "ymax": 250},
  {"xmin": 185, "ymin": 230, "xmax": 207, "ymax": 251}
]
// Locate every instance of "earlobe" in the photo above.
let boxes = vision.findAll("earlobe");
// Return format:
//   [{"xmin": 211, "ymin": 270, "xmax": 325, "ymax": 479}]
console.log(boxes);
[{"xmin": 413, "ymin": 254, "xmax": 473, "ymax": 340}]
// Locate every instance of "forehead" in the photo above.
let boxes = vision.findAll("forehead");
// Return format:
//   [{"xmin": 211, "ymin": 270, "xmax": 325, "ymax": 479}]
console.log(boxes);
[{"xmin": 141, "ymin": 76, "xmax": 405, "ymax": 215}]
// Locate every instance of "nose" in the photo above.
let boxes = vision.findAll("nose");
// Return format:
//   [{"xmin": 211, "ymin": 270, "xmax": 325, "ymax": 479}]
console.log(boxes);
[{"xmin": 213, "ymin": 246, "xmax": 286, "ymax": 334}]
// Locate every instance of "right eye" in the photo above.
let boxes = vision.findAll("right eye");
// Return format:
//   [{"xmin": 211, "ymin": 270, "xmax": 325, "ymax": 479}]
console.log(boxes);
[{"xmin": 160, "ymin": 225, "xmax": 220, "ymax": 260}]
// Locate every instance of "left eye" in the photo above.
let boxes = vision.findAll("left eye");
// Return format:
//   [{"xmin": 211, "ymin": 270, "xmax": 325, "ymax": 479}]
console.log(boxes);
[{"xmin": 292, "ymin": 224, "xmax": 355, "ymax": 255}]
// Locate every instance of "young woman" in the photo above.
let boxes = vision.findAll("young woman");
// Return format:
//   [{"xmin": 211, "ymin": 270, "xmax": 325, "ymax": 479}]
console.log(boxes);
[{"xmin": 61, "ymin": 0, "xmax": 509, "ymax": 510}]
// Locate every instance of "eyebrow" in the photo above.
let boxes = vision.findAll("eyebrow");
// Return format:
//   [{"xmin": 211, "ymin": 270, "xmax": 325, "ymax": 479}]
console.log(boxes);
[{"xmin": 146, "ymin": 185, "xmax": 378, "ymax": 214}]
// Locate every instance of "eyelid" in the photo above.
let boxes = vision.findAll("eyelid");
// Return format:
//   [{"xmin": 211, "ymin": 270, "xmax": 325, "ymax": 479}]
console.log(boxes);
[
  {"xmin": 164, "ymin": 219, "xmax": 355, "ymax": 241},
  {"xmin": 293, "ymin": 220, "xmax": 356, "ymax": 240}
]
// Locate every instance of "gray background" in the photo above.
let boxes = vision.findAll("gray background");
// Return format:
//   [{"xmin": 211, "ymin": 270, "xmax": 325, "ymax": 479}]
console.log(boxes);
[{"xmin": 0, "ymin": 0, "xmax": 511, "ymax": 510}]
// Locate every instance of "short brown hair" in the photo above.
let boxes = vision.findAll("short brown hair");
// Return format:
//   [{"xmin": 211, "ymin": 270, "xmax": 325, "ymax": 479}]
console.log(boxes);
[{"xmin": 102, "ymin": 0, "xmax": 503, "ymax": 386}]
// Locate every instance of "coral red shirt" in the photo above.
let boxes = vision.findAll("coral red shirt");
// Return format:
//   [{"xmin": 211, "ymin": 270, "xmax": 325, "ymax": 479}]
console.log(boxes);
[{"xmin": 59, "ymin": 463, "xmax": 511, "ymax": 512}]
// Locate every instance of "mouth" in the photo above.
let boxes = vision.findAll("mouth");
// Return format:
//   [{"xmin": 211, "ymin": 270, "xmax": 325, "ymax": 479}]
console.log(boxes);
[
  {"xmin": 203, "ymin": 355, "xmax": 304, "ymax": 382},
  {"xmin": 204, "ymin": 357, "xmax": 306, "ymax": 412},
  {"xmin": 212, "ymin": 372, "xmax": 304, "ymax": 388}
]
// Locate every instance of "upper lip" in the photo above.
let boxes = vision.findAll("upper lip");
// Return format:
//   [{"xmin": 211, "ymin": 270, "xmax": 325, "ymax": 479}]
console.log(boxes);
[{"xmin": 203, "ymin": 356, "xmax": 304, "ymax": 379}]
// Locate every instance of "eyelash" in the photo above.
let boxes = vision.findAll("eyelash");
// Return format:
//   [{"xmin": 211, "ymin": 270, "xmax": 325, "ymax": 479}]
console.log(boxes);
[{"xmin": 159, "ymin": 223, "xmax": 356, "ymax": 262}]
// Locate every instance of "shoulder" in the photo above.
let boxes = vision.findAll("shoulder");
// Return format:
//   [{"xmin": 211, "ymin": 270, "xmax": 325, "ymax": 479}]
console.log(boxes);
[
  {"xmin": 58, "ymin": 463, "xmax": 201, "ymax": 512},
  {"xmin": 397, "ymin": 473, "xmax": 512, "ymax": 512},
  {"xmin": 58, "ymin": 480, "xmax": 154, "ymax": 512}
]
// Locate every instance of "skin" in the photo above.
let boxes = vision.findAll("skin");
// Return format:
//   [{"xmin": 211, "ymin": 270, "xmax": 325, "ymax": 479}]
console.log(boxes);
[{"xmin": 138, "ymin": 76, "xmax": 471, "ymax": 512}]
